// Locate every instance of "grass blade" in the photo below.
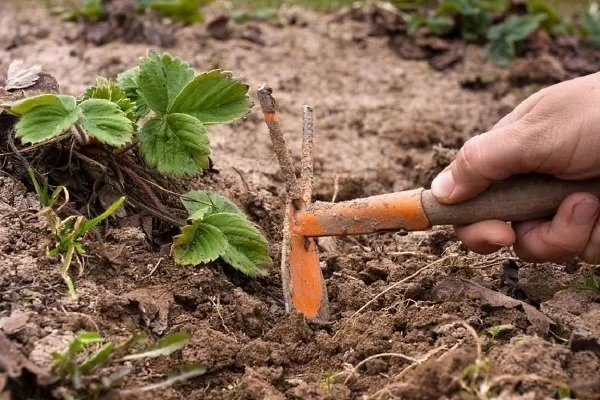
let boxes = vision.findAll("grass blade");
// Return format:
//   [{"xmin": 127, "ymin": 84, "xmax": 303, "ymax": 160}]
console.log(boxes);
[{"xmin": 121, "ymin": 332, "xmax": 190, "ymax": 361}]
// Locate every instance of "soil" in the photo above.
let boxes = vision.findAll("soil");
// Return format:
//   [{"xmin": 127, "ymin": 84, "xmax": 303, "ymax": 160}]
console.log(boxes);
[{"xmin": 1, "ymin": 1, "xmax": 600, "ymax": 399}]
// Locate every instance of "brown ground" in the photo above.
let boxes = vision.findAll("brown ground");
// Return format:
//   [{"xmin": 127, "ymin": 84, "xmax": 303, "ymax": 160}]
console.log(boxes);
[{"xmin": 1, "ymin": 1, "xmax": 600, "ymax": 399}]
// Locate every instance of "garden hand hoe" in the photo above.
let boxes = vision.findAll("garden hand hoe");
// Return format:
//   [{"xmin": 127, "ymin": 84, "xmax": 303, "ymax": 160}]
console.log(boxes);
[{"xmin": 258, "ymin": 84, "xmax": 600, "ymax": 322}]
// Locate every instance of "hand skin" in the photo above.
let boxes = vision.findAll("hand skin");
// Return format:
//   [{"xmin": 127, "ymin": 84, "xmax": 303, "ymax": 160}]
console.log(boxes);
[{"xmin": 431, "ymin": 72, "xmax": 600, "ymax": 263}]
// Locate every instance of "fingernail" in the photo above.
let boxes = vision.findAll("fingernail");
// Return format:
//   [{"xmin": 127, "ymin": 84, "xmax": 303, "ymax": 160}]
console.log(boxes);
[
  {"xmin": 572, "ymin": 199, "xmax": 600, "ymax": 225},
  {"xmin": 431, "ymin": 170, "xmax": 455, "ymax": 200}
]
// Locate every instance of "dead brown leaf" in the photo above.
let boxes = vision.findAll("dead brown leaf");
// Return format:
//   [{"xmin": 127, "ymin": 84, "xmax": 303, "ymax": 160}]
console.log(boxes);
[
  {"xmin": 432, "ymin": 278, "xmax": 553, "ymax": 334},
  {"xmin": 0, "ymin": 332, "xmax": 56, "ymax": 386},
  {"xmin": 124, "ymin": 286, "xmax": 174, "ymax": 335},
  {"xmin": 0, "ymin": 311, "xmax": 30, "ymax": 335}
]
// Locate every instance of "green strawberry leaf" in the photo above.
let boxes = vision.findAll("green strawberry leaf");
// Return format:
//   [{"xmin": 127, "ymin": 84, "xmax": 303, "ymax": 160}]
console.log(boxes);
[
  {"xmin": 139, "ymin": 113, "xmax": 210, "ymax": 176},
  {"xmin": 117, "ymin": 67, "xmax": 151, "ymax": 118},
  {"xmin": 136, "ymin": 51, "xmax": 194, "ymax": 115},
  {"xmin": 485, "ymin": 39, "xmax": 515, "ymax": 66},
  {"xmin": 488, "ymin": 14, "xmax": 545, "ymax": 43},
  {"xmin": 78, "ymin": 99, "xmax": 134, "ymax": 147},
  {"xmin": 426, "ymin": 12, "xmax": 455, "ymax": 36},
  {"xmin": 14, "ymin": 95, "xmax": 80, "ymax": 144},
  {"xmin": 582, "ymin": 8, "xmax": 600, "ymax": 47},
  {"xmin": 82, "ymin": 77, "xmax": 136, "ymax": 121},
  {"xmin": 460, "ymin": 12, "xmax": 491, "ymax": 41},
  {"xmin": 203, "ymin": 213, "xmax": 272, "ymax": 277},
  {"xmin": 5, "ymin": 94, "xmax": 74, "ymax": 115},
  {"xmin": 172, "ymin": 220, "xmax": 228, "ymax": 265},
  {"xmin": 182, "ymin": 190, "xmax": 244, "ymax": 221},
  {"xmin": 169, "ymin": 70, "xmax": 251, "ymax": 124},
  {"xmin": 526, "ymin": 0, "xmax": 558, "ymax": 29},
  {"xmin": 475, "ymin": 0, "xmax": 509, "ymax": 12}
]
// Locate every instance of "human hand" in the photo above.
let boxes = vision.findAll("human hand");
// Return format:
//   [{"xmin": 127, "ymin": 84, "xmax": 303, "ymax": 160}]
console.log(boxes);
[{"xmin": 431, "ymin": 73, "xmax": 600, "ymax": 263}]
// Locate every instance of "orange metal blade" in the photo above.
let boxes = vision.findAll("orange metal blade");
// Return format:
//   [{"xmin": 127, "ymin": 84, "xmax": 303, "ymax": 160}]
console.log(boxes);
[
  {"xmin": 295, "ymin": 189, "xmax": 430, "ymax": 237},
  {"xmin": 287, "ymin": 203, "xmax": 329, "ymax": 320}
]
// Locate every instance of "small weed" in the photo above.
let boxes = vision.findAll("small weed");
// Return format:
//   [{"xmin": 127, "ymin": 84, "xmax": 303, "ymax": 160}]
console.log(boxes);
[
  {"xmin": 565, "ymin": 273, "xmax": 600, "ymax": 294},
  {"xmin": 485, "ymin": 323, "xmax": 514, "ymax": 351},
  {"xmin": 139, "ymin": 0, "xmax": 214, "ymax": 23},
  {"xmin": 557, "ymin": 385, "xmax": 572, "ymax": 399},
  {"xmin": 457, "ymin": 359, "xmax": 491, "ymax": 397},
  {"xmin": 50, "ymin": 331, "xmax": 204, "ymax": 399},
  {"xmin": 51, "ymin": 0, "xmax": 213, "ymax": 23},
  {"xmin": 28, "ymin": 168, "xmax": 125, "ymax": 298},
  {"xmin": 53, "ymin": 0, "xmax": 106, "ymax": 22},
  {"xmin": 28, "ymin": 168, "xmax": 67, "ymax": 209},
  {"xmin": 320, "ymin": 369, "xmax": 344, "ymax": 390}
]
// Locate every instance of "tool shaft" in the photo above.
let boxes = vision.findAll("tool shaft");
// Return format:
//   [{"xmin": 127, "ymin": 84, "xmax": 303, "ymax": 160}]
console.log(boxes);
[
  {"xmin": 295, "ymin": 174, "xmax": 600, "ymax": 237},
  {"xmin": 295, "ymin": 189, "xmax": 430, "ymax": 236}
]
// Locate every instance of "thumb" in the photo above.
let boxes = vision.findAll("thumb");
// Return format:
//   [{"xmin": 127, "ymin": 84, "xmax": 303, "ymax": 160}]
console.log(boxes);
[{"xmin": 431, "ymin": 122, "xmax": 543, "ymax": 204}]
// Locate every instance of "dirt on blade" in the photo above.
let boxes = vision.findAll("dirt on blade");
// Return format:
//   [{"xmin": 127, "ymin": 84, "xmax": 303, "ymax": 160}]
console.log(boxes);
[{"xmin": 1, "ymin": 1, "xmax": 600, "ymax": 399}]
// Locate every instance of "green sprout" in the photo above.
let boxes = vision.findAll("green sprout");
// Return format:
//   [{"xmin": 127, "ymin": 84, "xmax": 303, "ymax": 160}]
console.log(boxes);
[{"xmin": 50, "ymin": 331, "xmax": 204, "ymax": 399}]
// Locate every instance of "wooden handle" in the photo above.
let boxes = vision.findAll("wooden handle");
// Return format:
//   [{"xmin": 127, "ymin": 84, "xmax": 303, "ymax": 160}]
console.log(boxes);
[{"xmin": 422, "ymin": 174, "xmax": 600, "ymax": 226}]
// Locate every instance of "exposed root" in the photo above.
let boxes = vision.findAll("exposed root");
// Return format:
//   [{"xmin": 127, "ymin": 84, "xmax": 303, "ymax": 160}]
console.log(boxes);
[
  {"xmin": 343, "ymin": 352, "xmax": 419, "ymax": 384},
  {"xmin": 209, "ymin": 295, "xmax": 237, "ymax": 343},
  {"xmin": 139, "ymin": 257, "xmax": 163, "ymax": 281},
  {"xmin": 367, "ymin": 343, "xmax": 459, "ymax": 400}
]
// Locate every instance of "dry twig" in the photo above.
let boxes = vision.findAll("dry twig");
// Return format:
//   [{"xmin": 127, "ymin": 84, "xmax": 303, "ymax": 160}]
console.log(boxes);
[
  {"xmin": 257, "ymin": 84, "xmax": 302, "ymax": 203},
  {"xmin": 300, "ymin": 105, "xmax": 314, "ymax": 204}
]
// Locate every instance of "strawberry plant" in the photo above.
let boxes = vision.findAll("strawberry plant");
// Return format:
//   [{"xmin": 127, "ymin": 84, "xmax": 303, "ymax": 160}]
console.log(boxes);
[
  {"xmin": 405, "ymin": 0, "xmax": 572, "ymax": 66},
  {"xmin": 4, "ymin": 52, "xmax": 270, "ymax": 286},
  {"xmin": 485, "ymin": 13, "xmax": 546, "ymax": 66},
  {"xmin": 6, "ymin": 51, "xmax": 250, "ymax": 176},
  {"xmin": 173, "ymin": 191, "xmax": 273, "ymax": 276},
  {"xmin": 582, "ymin": 4, "xmax": 600, "ymax": 47},
  {"xmin": 411, "ymin": 0, "xmax": 510, "ymax": 41}
]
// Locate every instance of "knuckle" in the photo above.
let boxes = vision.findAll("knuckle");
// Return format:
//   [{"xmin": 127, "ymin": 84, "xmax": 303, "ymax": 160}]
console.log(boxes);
[
  {"xmin": 505, "ymin": 121, "xmax": 550, "ymax": 170},
  {"xmin": 542, "ymin": 234, "xmax": 582, "ymax": 257},
  {"xmin": 455, "ymin": 137, "xmax": 481, "ymax": 177}
]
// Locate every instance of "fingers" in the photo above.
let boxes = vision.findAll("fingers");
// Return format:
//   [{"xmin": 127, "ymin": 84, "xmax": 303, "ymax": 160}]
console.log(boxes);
[
  {"xmin": 431, "ymin": 88, "xmax": 550, "ymax": 205},
  {"xmin": 455, "ymin": 220, "xmax": 516, "ymax": 254},
  {"xmin": 431, "ymin": 121, "xmax": 545, "ymax": 204},
  {"xmin": 513, "ymin": 193, "xmax": 600, "ymax": 262}
]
